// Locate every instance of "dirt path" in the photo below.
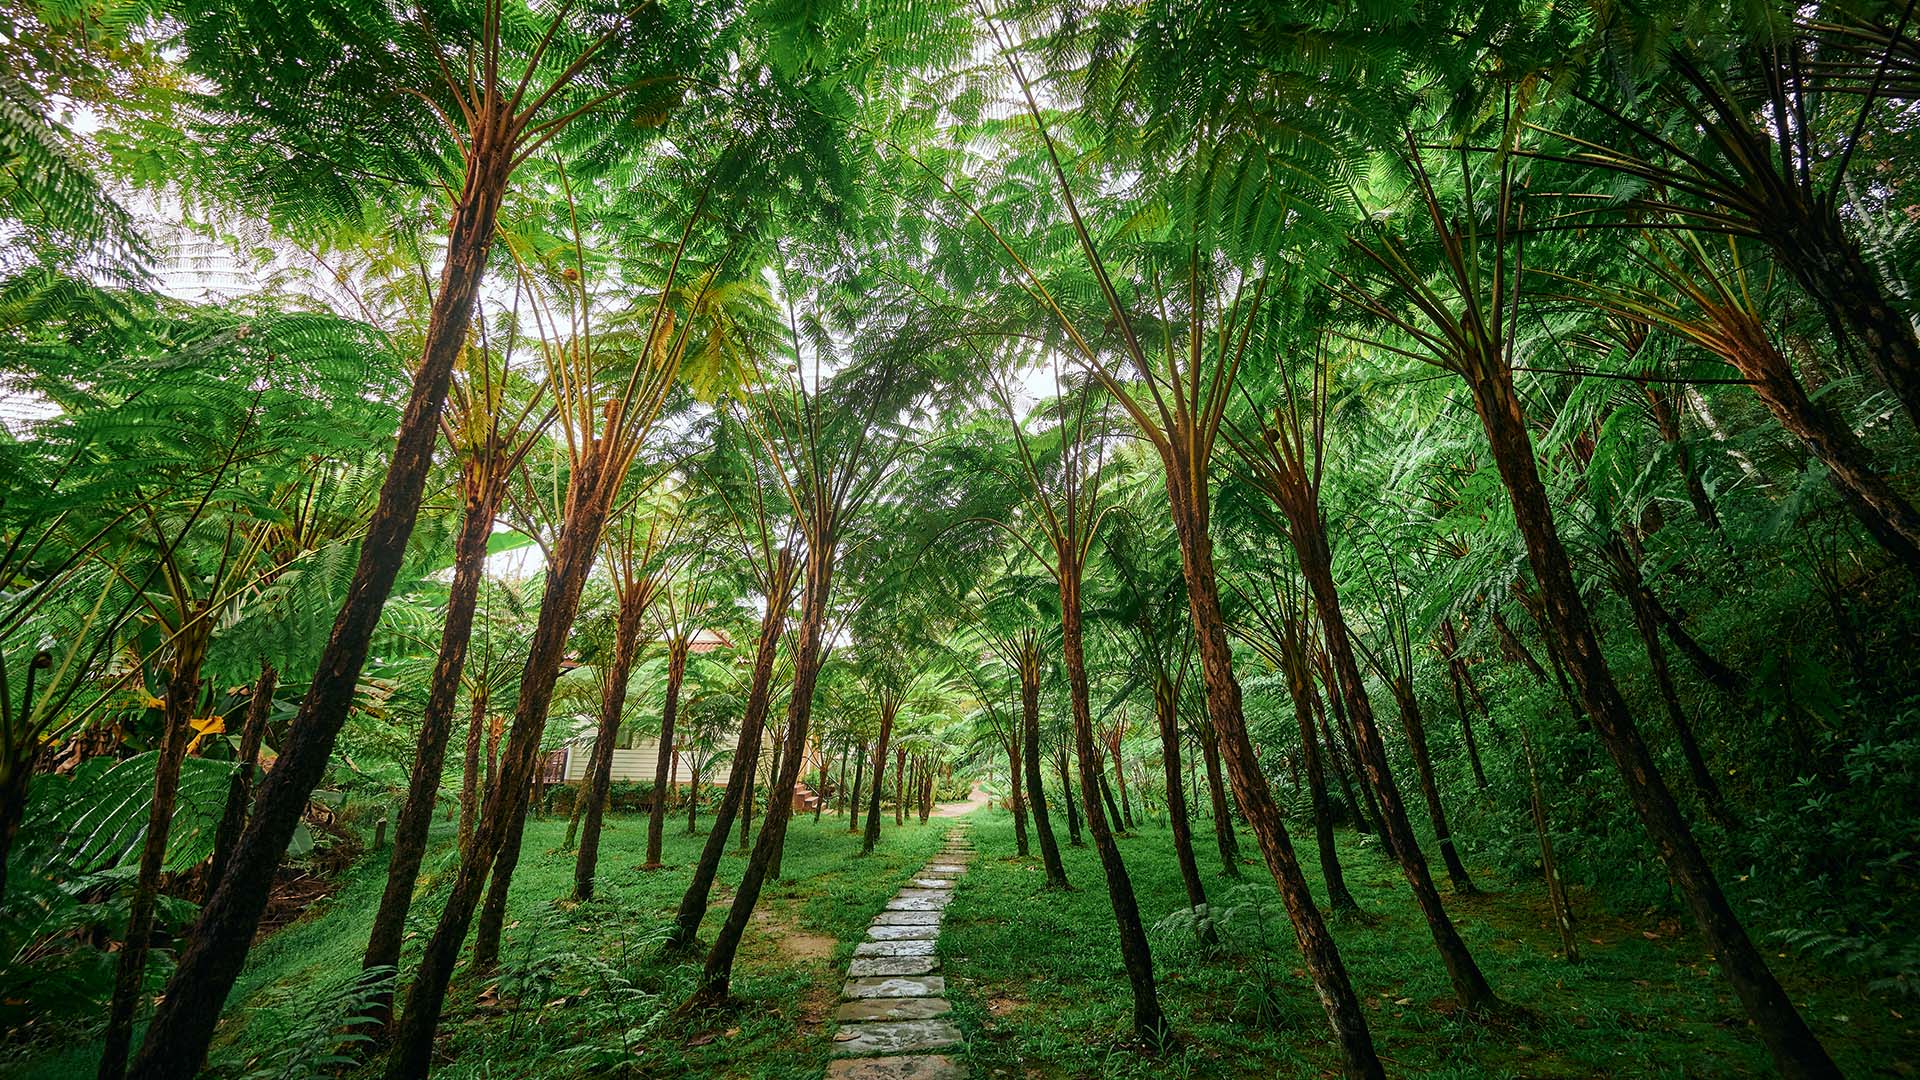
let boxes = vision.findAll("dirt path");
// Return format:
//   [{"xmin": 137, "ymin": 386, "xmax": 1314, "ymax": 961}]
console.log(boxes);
[{"xmin": 929, "ymin": 782, "xmax": 990, "ymax": 818}]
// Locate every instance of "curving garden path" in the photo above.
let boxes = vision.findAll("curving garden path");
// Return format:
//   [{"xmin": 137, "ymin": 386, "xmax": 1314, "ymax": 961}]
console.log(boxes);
[{"xmin": 823, "ymin": 823, "xmax": 974, "ymax": 1080}]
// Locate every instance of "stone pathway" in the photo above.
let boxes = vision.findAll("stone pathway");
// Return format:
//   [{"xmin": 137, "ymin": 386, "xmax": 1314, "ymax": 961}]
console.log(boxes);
[{"xmin": 825, "ymin": 824, "xmax": 972, "ymax": 1080}]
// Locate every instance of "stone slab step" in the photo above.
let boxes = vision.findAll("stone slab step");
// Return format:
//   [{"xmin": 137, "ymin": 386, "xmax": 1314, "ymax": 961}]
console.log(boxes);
[
  {"xmin": 886, "ymin": 893, "xmax": 951, "ymax": 912},
  {"xmin": 854, "ymin": 938, "xmax": 937, "ymax": 957},
  {"xmin": 831, "ymin": 1018, "xmax": 964, "ymax": 1057},
  {"xmin": 825, "ymin": 1054, "xmax": 966, "ymax": 1080},
  {"xmin": 873, "ymin": 909, "xmax": 943, "ymax": 925},
  {"xmin": 848, "ymin": 955, "xmax": 938, "ymax": 977},
  {"xmin": 843, "ymin": 974, "xmax": 946, "ymax": 999},
  {"xmin": 833, "ymin": 996, "xmax": 951, "ymax": 1021},
  {"xmin": 866, "ymin": 922, "xmax": 940, "ymax": 941},
  {"xmin": 924, "ymin": 864, "xmax": 967, "ymax": 873},
  {"xmin": 908, "ymin": 878, "xmax": 954, "ymax": 889}
]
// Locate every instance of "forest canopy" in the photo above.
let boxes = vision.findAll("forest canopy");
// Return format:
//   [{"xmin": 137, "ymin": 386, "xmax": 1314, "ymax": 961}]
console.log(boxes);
[{"xmin": 3, "ymin": 1, "xmax": 1919, "ymax": 1078}]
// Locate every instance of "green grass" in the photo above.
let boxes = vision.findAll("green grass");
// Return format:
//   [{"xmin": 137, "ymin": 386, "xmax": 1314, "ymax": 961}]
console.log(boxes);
[
  {"xmin": 13, "ymin": 808, "xmax": 949, "ymax": 1080},
  {"xmin": 940, "ymin": 810, "xmax": 1918, "ymax": 1079}
]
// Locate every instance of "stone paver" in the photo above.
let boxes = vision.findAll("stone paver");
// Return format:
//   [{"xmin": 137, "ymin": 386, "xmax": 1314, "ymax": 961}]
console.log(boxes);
[
  {"xmin": 865, "ymin": 923, "xmax": 940, "ymax": 941},
  {"xmin": 833, "ymin": 996, "xmax": 951, "ymax": 1021},
  {"xmin": 831, "ymin": 1018, "xmax": 964, "ymax": 1057},
  {"xmin": 848, "ymin": 955, "xmax": 939, "ymax": 977},
  {"xmin": 825, "ymin": 1055, "xmax": 967, "ymax": 1080},
  {"xmin": 825, "ymin": 825, "xmax": 973, "ymax": 1079},
  {"xmin": 872, "ymin": 909, "xmax": 943, "ymax": 925},
  {"xmin": 843, "ymin": 974, "xmax": 947, "ymax": 999},
  {"xmin": 855, "ymin": 938, "xmax": 938, "ymax": 957}
]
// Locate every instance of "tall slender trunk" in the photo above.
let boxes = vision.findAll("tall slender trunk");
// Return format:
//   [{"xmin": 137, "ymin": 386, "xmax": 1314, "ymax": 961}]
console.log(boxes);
[
  {"xmin": 458, "ymin": 690, "xmax": 488, "ymax": 858},
  {"xmin": 814, "ymin": 748, "xmax": 830, "ymax": 824},
  {"xmin": 1263, "ymin": 474, "xmax": 1495, "ymax": 1013},
  {"xmin": 1152, "ymin": 673, "xmax": 1208, "ymax": 916},
  {"xmin": 1096, "ymin": 760, "xmax": 1124, "ymax": 834},
  {"xmin": 1319, "ymin": 659, "xmax": 1392, "ymax": 858},
  {"xmin": 862, "ymin": 702, "xmax": 896, "ymax": 855},
  {"xmin": 1311, "ymin": 677, "xmax": 1367, "ymax": 837},
  {"xmin": 361, "ymin": 479, "xmax": 501, "ymax": 1024},
  {"xmin": 1060, "ymin": 579, "xmax": 1164, "ymax": 1042},
  {"xmin": 1019, "ymin": 651, "xmax": 1069, "ymax": 888},
  {"xmin": 1519, "ymin": 727, "xmax": 1578, "ymax": 963},
  {"xmin": 893, "ymin": 746, "xmax": 906, "ymax": 827},
  {"xmin": 666, "ymin": 552, "xmax": 794, "ymax": 951},
  {"xmin": 207, "ymin": 660, "xmax": 276, "ymax": 898},
  {"xmin": 1603, "ymin": 540, "xmax": 1730, "ymax": 829},
  {"xmin": 688, "ymin": 547, "xmax": 833, "ymax": 1006},
  {"xmin": 847, "ymin": 739, "xmax": 865, "ymax": 835},
  {"xmin": 1162, "ymin": 478, "xmax": 1383, "ymax": 1078},
  {"xmin": 1391, "ymin": 678, "xmax": 1477, "ymax": 895},
  {"xmin": 1438, "ymin": 622, "xmax": 1488, "ymax": 790},
  {"xmin": 1056, "ymin": 748, "xmax": 1082, "ymax": 846},
  {"xmin": 100, "ymin": 633, "xmax": 209, "ymax": 1080},
  {"xmin": 1277, "ymin": 649, "xmax": 1356, "ymax": 912},
  {"xmin": 1196, "ymin": 723, "xmax": 1239, "ymax": 876},
  {"xmin": 1007, "ymin": 735, "xmax": 1029, "ymax": 856},
  {"xmin": 687, "ymin": 749, "xmax": 702, "ymax": 834},
  {"xmin": 128, "ymin": 141, "xmax": 514, "ymax": 1080},
  {"xmin": 472, "ymin": 794, "xmax": 528, "ymax": 972},
  {"xmin": 1466, "ymin": 363, "xmax": 1838, "ymax": 1079},
  {"xmin": 1641, "ymin": 382, "xmax": 1733, "ymax": 549},
  {"xmin": 918, "ymin": 762, "xmax": 932, "ymax": 823},
  {"xmin": 384, "ymin": 442, "xmax": 615, "ymax": 1080},
  {"xmin": 576, "ymin": 595, "xmax": 649, "ymax": 899}
]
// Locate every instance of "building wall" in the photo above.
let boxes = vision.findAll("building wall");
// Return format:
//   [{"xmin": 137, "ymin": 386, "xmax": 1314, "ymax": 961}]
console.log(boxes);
[{"xmin": 560, "ymin": 735, "xmax": 735, "ymax": 786}]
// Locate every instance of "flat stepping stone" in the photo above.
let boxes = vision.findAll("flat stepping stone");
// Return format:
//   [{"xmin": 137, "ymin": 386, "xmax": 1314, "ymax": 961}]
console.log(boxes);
[
  {"xmin": 844, "ymin": 974, "xmax": 946, "ymax": 999},
  {"xmin": 886, "ymin": 894, "xmax": 951, "ymax": 912},
  {"xmin": 833, "ymin": 996, "xmax": 951, "ymax": 1021},
  {"xmin": 873, "ymin": 909, "xmax": 942, "ymax": 925},
  {"xmin": 866, "ymin": 922, "xmax": 940, "ymax": 940},
  {"xmin": 855, "ymin": 938, "xmax": 937, "ymax": 957},
  {"xmin": 909, "ymin": 878, "xmax": 954, "ymax": 889},
  {"xmin": 848, "ymin": 954, "xmax": 939, "ymax": 977},
  {"xmin": 925, "ymin": 864, "xmax": 967, "ymax": 873},
  {"xmin": 917, "ymin": 867, "xmax": 961, "ymax": 877},
  {"xmin": 825, "ymin": 1054, "xmax": 966, "ymax": 1080},
  {"xmin": 831, "ymin": 1018, "xmax": 964, "ymax": 1057}
]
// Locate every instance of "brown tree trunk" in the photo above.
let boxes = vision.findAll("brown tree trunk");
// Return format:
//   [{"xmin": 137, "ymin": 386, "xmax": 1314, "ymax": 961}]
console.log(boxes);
[
  {"xmin": 1196, "ymin": 722, "xmax": 1239, "ymax": 876},
  {"xmin": 862, "ymin": 702, "xmax": 896, "ymax": 855},
  {"xmin": 127, "ymin": 143, "xmax": 514, "ymax": 1080},
  {"xmin": 687, "ymin": 546, "xmax": 834, "ymax": 1006},
  {"xmin": 1162, "ymin": 479, "xmax": 1383, "ymax": 1076},
  {"xmin": 361, "ymin": 477, "xmax": 501, "ymax": 1024},
  {"xmin": 1270, "ymin": 476, "xmax": 1496, "ymax": 1013},
  {"xmin": 1020, "ymin": 652, "xmax": 1069, "ymax": 888},
  {"xmin": 384, "ymin": 441, "xmax": 616, "ymax": 1080},
  {"xmin": 847, "ymin": 738, "xmax": 865, "ymax": 835},
  {"xmin": 1391, "ymin": 678, "xmax": 1477, "ymax": 895},
  {"xmin": 1466, "ymin": 363, "xmax": 1839, "ymax": 1079},
  {"xmin": 206, "ymin": 660, "xmax": 276, "ymax": 899},
  {"xmin": 1772, "ymin": 200, "xmax": 1920, "ymax": 438},
  {"xmin": 893, "ymin": 746, "xmax": 906, "ymax": 827},
  {"xmin": 472, "ymin": 793, "xmax": 528, "ymax": 972},
  {"xmin": 1152, "ymin": 673, "xmax": 1210, "ymax": 918},
  {"xmin": 1110, "ymin": 734, "xmax": 1134, "ymax": 830},
  {"xmin": 1438, "ymin": 621, "xmax": 1489, "ymax": 790},
  {"xmin": 1056, "ymin": 747, "xmax": 1083, "ymax": 846},
  {"xmin": 687, "ymin": 749, "xmax": 702, "ymax": 834},
  {"xmin": 666, "ymin": 552, "xmax": 794, "ymax": 952},
  {"xmin": 458, "ymin": 690, "xmax": 488, "ymax": 858},
  {"xmin": 100, "ymin": 633, "xmax": 208, "ymax": 1080},
  {"xmin": 1602, "ymin": 539, "xmax": 1731, "ymax": 829},
  {"xmin": 577, "ymin": 593, "xmax": 650, "ymax": 899},
  {"xmin": 1277, "ymin": 648, "xmax": 1356, "ymax": 913},
  {"xmin": 1061, "ymin": 579, "xmax": 1165, "ymax": 1042},
  {"xmin": 1518, "ymin": 727, "xmax": 1578, "ymax": 962},
  {"xmin": 1007, "ymin": 736, "xmax": 1030, "ymax": 854}
]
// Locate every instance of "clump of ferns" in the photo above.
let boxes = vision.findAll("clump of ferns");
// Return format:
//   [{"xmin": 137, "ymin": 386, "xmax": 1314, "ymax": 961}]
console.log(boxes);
[
  {"xmin": 1153, "ymin": 884, "xmax": 1293, "ymax": 1031},
  {"xmin": 488, "ymin": 906, "xmax": 671, "ymax": 1069}
]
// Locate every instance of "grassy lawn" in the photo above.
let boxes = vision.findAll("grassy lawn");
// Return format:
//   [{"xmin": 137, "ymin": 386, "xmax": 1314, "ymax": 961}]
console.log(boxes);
[
  {"xmin": 940, "ymin": 810, "xmax": 1917, "ymax": 1079},
  {"xmin": 15, "ymin": 807, "xmax": 949, "ymax": 1080}
]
